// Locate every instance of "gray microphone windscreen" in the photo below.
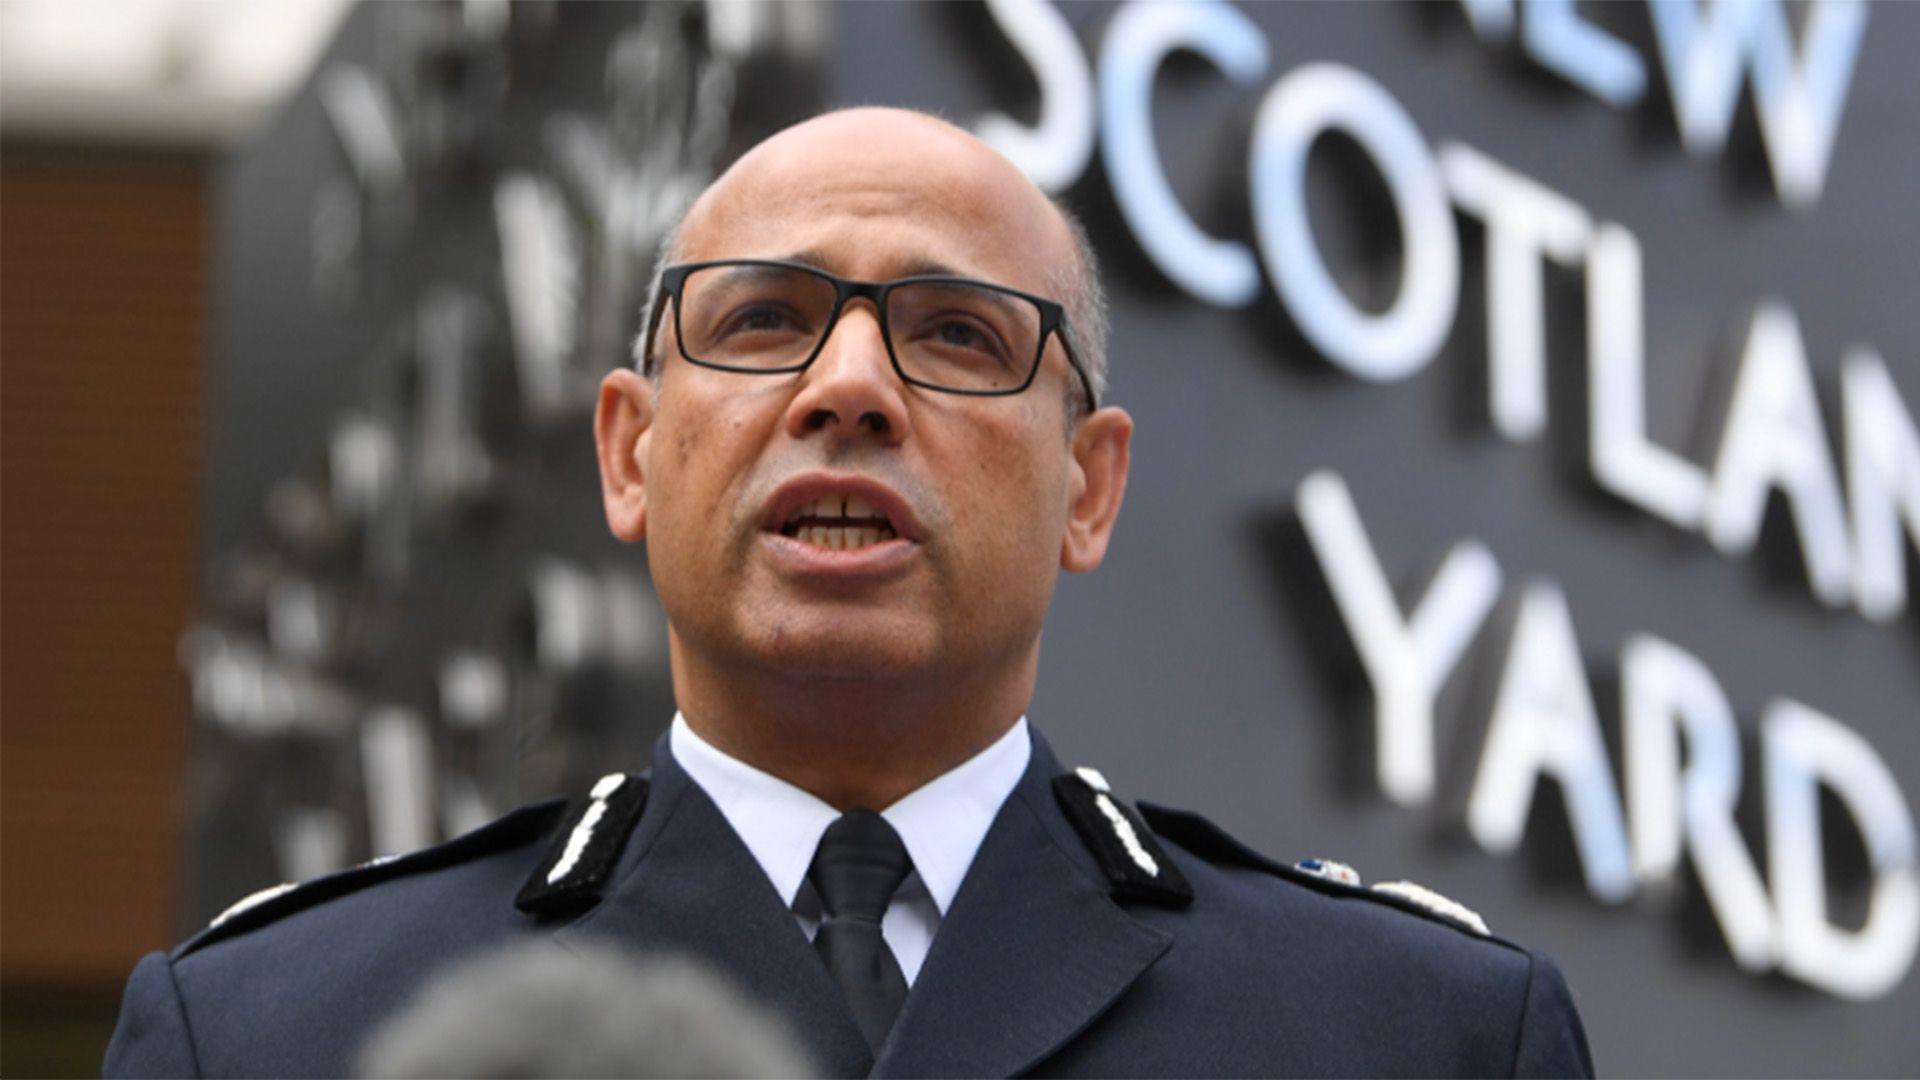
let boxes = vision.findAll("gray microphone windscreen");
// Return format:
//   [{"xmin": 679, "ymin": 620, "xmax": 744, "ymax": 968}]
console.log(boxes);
[{"xmin": 357, "ymin": 941, "xmax": 816, "ymax": 1078}]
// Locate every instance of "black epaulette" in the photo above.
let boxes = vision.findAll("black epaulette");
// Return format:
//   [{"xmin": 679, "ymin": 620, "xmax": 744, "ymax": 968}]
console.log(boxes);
[
  {"xmin": 1136, "ymin": 801, "xmax": 1494, "ymax": 939},
  {"xmin": 1053, "ymin": 766, "xmax": 1194, "ymax": 909},
  {"xmin": 514, "ymin": 772, "xmax": 650, "ymax": 917},
  {"xmin": 179, "ymin": 796, "xmax": 570, "ymax": 960}
]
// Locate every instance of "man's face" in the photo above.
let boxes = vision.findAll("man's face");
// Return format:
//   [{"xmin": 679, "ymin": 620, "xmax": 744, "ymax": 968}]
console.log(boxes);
[{"xmin": 599, "ymin": 110, "xmax": 1126, "ymax": 690}]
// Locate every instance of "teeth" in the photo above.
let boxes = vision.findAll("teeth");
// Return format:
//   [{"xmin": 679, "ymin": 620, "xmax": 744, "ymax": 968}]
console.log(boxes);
[
  {"xmin": 783, "ymin": 492, "xmax": 894, "ymax": 530},
  {"xmin": 793, "ymin": 523, "xmax": 897, "ymax": 549}
]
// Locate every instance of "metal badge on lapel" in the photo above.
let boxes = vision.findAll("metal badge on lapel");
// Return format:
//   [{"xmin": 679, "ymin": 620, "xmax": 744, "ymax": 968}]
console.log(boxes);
[
  {"xmin": 1053, "ymin": 766, "xmax": 1194, "ymax": 909},
  {"xmin": 1294, "ymin": 857, "xmax": 1362, "ymax": 886},
  {"xmin": 515, "ymin": 772, "xmax": 649, "ymax": 916}
]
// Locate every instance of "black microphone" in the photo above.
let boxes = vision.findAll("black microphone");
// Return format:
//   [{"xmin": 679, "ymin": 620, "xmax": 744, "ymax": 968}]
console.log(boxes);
[{"xmin": 357, "ymin": 941, "xmax": 816, "ymax": 1078}]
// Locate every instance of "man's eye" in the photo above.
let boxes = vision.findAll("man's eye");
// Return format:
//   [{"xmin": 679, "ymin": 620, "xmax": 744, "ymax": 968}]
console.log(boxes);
[
  {"xmin": 723, "ymin": 304, "xmax": 801, "ymax": 336},
  {"xmin": 921, "ymin": 316, "xmax": 1009, "ymax": 364},
  {"xmin": 937, "ymin": 321, "xmax": 986, "ymax": 348}
]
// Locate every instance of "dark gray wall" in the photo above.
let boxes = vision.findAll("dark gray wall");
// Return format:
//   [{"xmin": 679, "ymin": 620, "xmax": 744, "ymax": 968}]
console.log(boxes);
[{"xmin": 831, "ymin": 4, "xmax": 1916, "ymax": 1075}]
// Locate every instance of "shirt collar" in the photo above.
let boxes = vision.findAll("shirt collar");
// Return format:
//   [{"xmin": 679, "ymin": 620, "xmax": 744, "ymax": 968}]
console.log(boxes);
[{"xmin": 669, "ymin": 713, "xmax": 1032, "ymax": 915}]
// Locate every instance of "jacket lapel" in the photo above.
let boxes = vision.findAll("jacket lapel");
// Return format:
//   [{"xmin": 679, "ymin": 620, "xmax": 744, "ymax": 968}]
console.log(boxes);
[
  {"xmin": 873, "ymin": 734, "xmax": 1174, "ymax": 1078},
  {"xmin": 553, "ymin": 735, "xmax": 873, "ymax": 1078}
]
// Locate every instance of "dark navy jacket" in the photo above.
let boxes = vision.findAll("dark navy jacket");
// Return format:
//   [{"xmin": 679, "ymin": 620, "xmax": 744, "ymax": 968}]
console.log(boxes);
[{"xmin": 105, "ymin": 731, "xmax": 1595, "ymax": 1077}]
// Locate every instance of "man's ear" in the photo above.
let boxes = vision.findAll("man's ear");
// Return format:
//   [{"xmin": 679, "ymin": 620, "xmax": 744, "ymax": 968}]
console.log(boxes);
[
  {"xmin": 1061, "ymin": 406, "xmax": 1133, "ymax": 573},
  {"xmin": 595, "ymin": 369, "xmax": 655, "ymax": 542}
]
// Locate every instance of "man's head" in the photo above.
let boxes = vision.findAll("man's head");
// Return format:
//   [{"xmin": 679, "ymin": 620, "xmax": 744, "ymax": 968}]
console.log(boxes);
[{"xmin": 593, "ymin": 107, "xmax": 1132, "ymax": 728}]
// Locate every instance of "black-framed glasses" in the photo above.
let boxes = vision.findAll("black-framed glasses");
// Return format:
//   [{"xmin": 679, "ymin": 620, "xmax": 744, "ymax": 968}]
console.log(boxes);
[{"xmin": 642, "ymin": 259, "xmax": 1098, "ymax": 409}]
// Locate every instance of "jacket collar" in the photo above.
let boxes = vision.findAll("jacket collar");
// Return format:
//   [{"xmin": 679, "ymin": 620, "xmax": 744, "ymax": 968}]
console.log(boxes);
[
  {"xmin": 556, "ymin": 728, "xmax": 1173, "ymax": 1078},
  {"xmin": 872, "ymin": 731, "xmax": 1173, "ymax": 1077},
  {"xmin": 554, "ymin": 733, "xmax": 874, "ymax": 1076}
]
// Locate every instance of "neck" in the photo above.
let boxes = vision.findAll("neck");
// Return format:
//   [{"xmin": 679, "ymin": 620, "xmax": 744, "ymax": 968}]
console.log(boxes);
[{"xmin": 668, "ymin": 636, "xmax": 1036, "ymax": 811}]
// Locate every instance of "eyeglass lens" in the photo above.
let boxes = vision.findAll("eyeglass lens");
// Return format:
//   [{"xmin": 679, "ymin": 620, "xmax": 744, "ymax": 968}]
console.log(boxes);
[{"xmin": 676, "ymin": 264, "xmax": 1044, "ymax": 392}]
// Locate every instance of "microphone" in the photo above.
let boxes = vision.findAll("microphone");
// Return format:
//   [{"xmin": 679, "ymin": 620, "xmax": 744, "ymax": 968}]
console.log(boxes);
[{"xmin": 357, "ymin": 941, "xmax": 816, "ymax": 1078}]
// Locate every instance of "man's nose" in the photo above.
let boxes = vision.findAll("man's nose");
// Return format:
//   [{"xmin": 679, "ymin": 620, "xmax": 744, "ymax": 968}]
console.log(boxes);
[{"xmin": 784, "ymin": 303, "xmax": 912, "ymax": 445}]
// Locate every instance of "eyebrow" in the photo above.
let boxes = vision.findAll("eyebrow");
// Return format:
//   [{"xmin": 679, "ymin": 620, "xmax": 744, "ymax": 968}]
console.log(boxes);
[{"xmin": 773, "ymin": 249, "xmax": 968, "ymax": 280}]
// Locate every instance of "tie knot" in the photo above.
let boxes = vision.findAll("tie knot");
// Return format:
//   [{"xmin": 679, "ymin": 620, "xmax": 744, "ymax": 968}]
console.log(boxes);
[{"xmin": 808, "ymin": 808, "xmax": 912, "ymax": 923}]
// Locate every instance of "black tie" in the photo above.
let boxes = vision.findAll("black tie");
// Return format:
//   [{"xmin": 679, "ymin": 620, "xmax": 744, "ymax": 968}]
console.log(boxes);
[{"xmin": 808, "ymin": 808, "xmax": 913, "ymax": 1058}]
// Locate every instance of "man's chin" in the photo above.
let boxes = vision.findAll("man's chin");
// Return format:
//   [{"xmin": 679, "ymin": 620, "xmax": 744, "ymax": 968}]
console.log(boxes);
[{"xmin": 743, "ymin": 611, "xmax": 942, "ymax": 682}]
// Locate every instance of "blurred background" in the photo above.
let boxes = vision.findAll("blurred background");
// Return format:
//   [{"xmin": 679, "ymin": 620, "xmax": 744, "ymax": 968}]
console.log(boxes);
[{"xmin": 2, "ymin": 1, "xmax": 1915, "ymax": 1074}]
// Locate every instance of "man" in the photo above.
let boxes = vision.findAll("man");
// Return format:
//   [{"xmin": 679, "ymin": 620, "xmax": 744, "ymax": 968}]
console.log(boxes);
[{"xmin": 107, "ymin": 108, "xmax": 1594, "ymax": 1078}]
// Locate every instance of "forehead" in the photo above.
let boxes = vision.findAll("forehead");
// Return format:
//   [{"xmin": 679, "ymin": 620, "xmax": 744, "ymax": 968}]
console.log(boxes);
[{"xmin": 678, "ymin": 113, "xmax": 1073, "ymax": 294}]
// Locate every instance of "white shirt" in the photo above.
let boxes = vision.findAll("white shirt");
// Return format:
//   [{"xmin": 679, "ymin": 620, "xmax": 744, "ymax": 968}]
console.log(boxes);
[{"xmin": 668, "ymin": 712, "xmax": 1031, "ymax": 986}]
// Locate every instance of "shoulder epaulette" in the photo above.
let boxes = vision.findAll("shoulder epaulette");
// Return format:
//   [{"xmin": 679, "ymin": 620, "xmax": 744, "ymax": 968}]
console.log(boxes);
[
  {"xmin": 1136, "ymin": 800, "xmax": 1492, "ymax": 938},
  {"xmin": 1053, "ymin": 766, "xmax": 1194, "ymax": 909},
  {"xmin": 514, "ymin": 772, "xmax": 650, "ymax": 917},
  {"xmin": 179, "ymin": 796, "xmax": 570, "ymax": 959}
]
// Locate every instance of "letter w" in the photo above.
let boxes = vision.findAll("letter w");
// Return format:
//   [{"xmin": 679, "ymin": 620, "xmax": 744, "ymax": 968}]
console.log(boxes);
[{"xmin": 1648, "ymin": 0, "xmax": 1867, "ymax": 207}]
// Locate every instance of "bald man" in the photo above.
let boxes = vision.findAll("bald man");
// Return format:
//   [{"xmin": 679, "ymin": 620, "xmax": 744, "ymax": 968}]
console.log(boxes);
[{"xmin": 106, "ymin": 109, "xmax": 1593, "ymax": 1078}]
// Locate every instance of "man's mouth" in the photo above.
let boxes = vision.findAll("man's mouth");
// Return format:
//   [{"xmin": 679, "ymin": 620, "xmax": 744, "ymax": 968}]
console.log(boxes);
[{"xmin": 778, "ymin": 495, "xmax": 900, "ymax": 550}]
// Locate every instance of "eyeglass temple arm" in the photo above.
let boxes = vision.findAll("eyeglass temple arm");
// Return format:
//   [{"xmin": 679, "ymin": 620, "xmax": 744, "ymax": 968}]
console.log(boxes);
[
  {"xmin": 1056, "ymin": 323, "xmax": 1098, "ymax": 411},
  {"xmin": 637, "ymin": 294, "xmax": 673, "ymax": 374}
]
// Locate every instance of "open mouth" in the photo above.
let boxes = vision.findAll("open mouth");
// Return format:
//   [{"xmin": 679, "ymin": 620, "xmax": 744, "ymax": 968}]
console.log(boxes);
[{"xmin": 777, "ymin": 494, "xmax": 901, "ymax": 550}]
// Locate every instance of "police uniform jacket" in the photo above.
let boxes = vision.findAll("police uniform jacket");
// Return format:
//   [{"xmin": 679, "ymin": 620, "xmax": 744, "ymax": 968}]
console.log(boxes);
[{"xmin": 105, "ymin": 729, "xmax": 1595, "ymax": 1078}]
